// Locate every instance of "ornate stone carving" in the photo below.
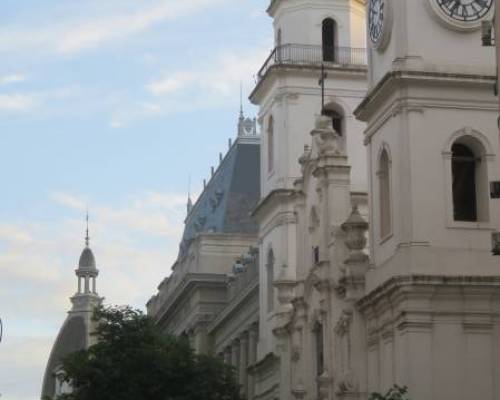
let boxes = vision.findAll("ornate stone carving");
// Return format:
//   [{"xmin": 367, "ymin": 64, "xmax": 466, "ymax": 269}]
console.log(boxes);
[
  {"xmin": 340, "ymin": 207, "xmax": 369, "ymax": 301},
  {"xmin": 341, "ymin": 206, "xmax": 369, "ymax": 266},
  {"xmin": 311, "ymin": 115, "xmax": 344, "ymax": 157},
  {"xmin": 336, "ymin": 370, "xmax": 358, "ymax": 396}
]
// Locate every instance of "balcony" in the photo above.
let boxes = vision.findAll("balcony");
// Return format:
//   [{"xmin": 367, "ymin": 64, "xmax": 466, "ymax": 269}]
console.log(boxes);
[{"xmin": 257, "ymin": 44, "xmax": 367, "ymax": 81}]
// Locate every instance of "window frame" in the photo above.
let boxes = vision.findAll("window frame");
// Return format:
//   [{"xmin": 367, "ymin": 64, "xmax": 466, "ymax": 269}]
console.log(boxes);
[
  {"xmin": 322, "ymin": 18, "xmax": 337, "ymax": 62},
  {"xmin": 377, "ymin": 146, "xmax": 393, "ymax": 242},
  {"xmin": 442, "ymin": 129, "xmax": 494, "ymax": 230}
]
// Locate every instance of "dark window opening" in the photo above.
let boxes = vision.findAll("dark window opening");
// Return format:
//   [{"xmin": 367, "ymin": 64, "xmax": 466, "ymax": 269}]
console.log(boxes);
[
  {"xmin": 323, "ymin": 109, "xmax": 343, "ymax": 135},
  {"xmin": 313, "ymin": 246, "xmax": 320, "ymax": 265},
  {"xmin": 322, "ymin": 19, "xmax": 336, "ymax": 62},
  {"xmin": 314, "ymin": 322, "xmax": 324, "ymax": 377},
  {"xmin": 452, "ymin": 143, "xmax": 477, "ymax": 222}
]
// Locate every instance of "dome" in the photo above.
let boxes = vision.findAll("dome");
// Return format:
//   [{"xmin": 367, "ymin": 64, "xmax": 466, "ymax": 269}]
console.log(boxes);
[{"xmin": 78, "ymin": 247, "xmax": 96, "ymax": 269}]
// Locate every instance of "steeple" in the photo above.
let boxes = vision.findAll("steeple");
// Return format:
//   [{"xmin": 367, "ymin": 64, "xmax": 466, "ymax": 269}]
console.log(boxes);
[
  {"xmin": 85, "ymin": 209, "xmax": 89, "ymax": 247},
  {"xmin": 75, "ymin": 213, "xmax": 99, "ymax": 298},
  {"xmin": 237, "ymin": 85, "xmax": 258, "ymax": 137},
  {"xmin": 42, "ymin": 213, "xmax": 103, "ymax": 399},
  {"xmin": 187, "ymin": 175, "xmax": 193, "ymax": 215},
  {"xmin": 238, "ymin": 83, "xmax": 246, "ymax": 136}
]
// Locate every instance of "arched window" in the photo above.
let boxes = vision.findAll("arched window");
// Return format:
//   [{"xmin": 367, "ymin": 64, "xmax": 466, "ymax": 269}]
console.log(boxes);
[
  {"xmin": 450, "ymin": 136, "xmax": 491, "ymax": 222},
  {"xmin": 268, "ymin": 115, "xmax": 274, "ymax": 173},
  {"xmin": 452, "ymin": 143, "xmax": 477, "ymax": 221},
  {"xmin": 378, "ymin": 148, "xmax": 392, "ymax": 238},
  {"xmin": 266, "ymin": 249, "xmax": 275, "ymax": 312},
  {"xmin": 322, "ymin": 108, "xmax": 343, "ymax": 136},
  {"xmin": 322, "ymin": 18, "xmax": 337, "ymax": 62}
]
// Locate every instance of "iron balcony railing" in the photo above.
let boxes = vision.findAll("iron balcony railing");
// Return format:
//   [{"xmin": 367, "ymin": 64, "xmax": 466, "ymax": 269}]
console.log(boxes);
[{"xmin": 257, "ymin": 44, "xmax": 367, "ymax": 81}]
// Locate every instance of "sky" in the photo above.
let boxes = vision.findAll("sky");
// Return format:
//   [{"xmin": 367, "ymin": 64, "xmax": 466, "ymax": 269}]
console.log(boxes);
[{"xmin": 0, "ymin": 1, "xmax": 272, "ymax": 398}]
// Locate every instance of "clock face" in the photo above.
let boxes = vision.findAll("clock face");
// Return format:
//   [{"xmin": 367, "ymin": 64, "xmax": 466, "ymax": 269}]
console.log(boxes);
[
  {"xmin": 369, "ymin": 0, "xmax": 385, "ymax": 44},
  {"xmin": 435, "ymin": 0, "xmax": 493, "ymax": 22}
]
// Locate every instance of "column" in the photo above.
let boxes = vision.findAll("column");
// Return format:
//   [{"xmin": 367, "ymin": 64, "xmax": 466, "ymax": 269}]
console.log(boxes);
[
  {"xmin": 239, "ymin": 332, "xmax": 249, "ymax": 396},
  {"xmin": 77, "ymin": 277, "xmax": 82, "ymax": 293},
  {"xmin": 84, "ymin": 276, "xmax": 89, "ymax": 293},
  {"xmin": 92, "ymin": 277, "xmax": 96, "ymax": 293},
  {"xmin": 231, "ymin": 339, "xmax": 240, "ymax": 370},
  {"xmin": 224, "ymin": 346, "xmax": 232, "ymax": 365},
  {"xmin": 248, "ymin": 324, "xmax": 258, "ymax": 399}
]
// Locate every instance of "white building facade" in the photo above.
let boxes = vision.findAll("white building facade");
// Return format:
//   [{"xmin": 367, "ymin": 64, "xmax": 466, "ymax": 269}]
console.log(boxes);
[{"xmin": 150, "ymin": 1, "xmax": 500, "ymax": 399}]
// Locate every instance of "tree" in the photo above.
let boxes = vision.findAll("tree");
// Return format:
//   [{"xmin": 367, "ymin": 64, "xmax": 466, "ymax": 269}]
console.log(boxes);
[
  {"xmin": 52, "ymin": 306, "xmax": 242, "ymax": 400},
  {"xmin": 369, "ymin": 385, "xmax": 410, "ymax": 400}
]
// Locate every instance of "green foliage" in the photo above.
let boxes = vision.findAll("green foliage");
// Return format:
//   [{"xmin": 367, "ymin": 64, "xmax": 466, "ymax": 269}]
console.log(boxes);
[
  {"xmin": 55, "ymin": 305, "xmax": 242, "ymax": 400},
  {"xmin": 369, "ymin": 385, "xmax": 410, "ymax": 400}
]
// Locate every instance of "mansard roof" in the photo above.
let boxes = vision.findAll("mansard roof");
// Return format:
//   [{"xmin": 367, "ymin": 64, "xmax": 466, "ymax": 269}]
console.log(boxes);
[{"xmin": 178, "ymin": 135, "xmax": 260, "ymax": 259}]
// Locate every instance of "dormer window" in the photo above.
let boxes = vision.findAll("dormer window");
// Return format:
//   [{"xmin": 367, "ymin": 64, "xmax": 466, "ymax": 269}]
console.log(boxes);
[{"xmin": 322, "ymin": 18, "xmax": 337, "ymax": 62}]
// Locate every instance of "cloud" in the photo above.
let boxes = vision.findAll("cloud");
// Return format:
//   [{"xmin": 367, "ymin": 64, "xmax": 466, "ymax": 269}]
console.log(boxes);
[
  {"xmin": 51, "ymin": 191, "xmax": 186, "ymax": 237},
  {"xmin": 147, "ymin": 48, "xmax": 267, "ymax": 98},
  {"xmin": 0, "ymin": 224, "xmax": 34, "ymax": 244},
  {"xmin": 111, "ymin": 45, "xmax": 268, "ymax": 127},
  {"xmin": 0, "ymin": 0, "xmax": 227, "ymax": 55},
  {"xmin": 0, "ymin": 74, "xmax": 27, "ymax": 85},
  {"xmin": 0, "ymin": 86, "xmax": 94, "ymax": 115},
  {"xmin": 50, "ymin": 192, "xmax": 87, "ymax": 211},
  {"xmin": 0, "ymin": 94, "xmax": 36, "ymax": 111},
  {"xmin": 147, "ymin": 72, "xmax": 195, "ymax": 96}
]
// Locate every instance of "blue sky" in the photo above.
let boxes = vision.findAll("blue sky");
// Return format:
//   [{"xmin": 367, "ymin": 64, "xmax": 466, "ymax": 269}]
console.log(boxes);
[{"xmin": 0, "ymin": 1, "xmax": 271, "ymax": 398}]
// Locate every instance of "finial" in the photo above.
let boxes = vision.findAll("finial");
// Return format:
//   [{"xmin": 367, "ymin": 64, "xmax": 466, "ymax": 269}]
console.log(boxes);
[
  {"xmin": 187, "ymin": 174, "xmax": 193, "ymax": 215},
  {"xmin": 238, "ymin": 82, "xmax": 245, "ymax": 136},
  {"xmin": 239, "ymin": 81, "xmax": 244, "ymax": 118},
  {"xmin": 85, "ymin": 208, "xmax": 90, "ymax": 247}
]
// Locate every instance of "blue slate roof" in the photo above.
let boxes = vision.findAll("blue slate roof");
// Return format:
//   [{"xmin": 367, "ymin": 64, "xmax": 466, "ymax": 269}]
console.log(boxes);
[{"xmin": 179, "ymin": 136, "xmax": 260, "ymax": 258}]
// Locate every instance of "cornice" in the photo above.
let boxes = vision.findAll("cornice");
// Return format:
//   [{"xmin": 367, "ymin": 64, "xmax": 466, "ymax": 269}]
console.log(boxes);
[
  {"xmin": 355, "ymin": 70, "xmax": 495, "ymax": 121},
  {"xmin": 250, "ymin": 64, "xmax": 367, "ymax": 105},
  {"xmin": 357, "ymin": 275, "xmax": 500, "ymax": 313},
  {"xmin": 154, "ymin": 273, "xmax": 227, "ymax": 327},
  {"xmin": 251, "ymin": 188, "xmax": 301, "ymax": 219}
]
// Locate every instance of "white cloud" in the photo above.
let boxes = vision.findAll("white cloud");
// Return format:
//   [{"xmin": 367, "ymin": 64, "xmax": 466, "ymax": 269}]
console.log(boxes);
[
  {"xmin": 111, "ymin": 45, "xmax": 268, "ymax": 127},
  {"xmin": 147, "ymin": 48, "xmax": 267, "ymax": 98},
  {"xmin": 0, "ymin": 0, "xmax": 227, "ymax": 55},
  {"xmin": 0, "ymin": 224, "xmax": 34, "ymax": 244},
  {"xmin": 50, "ymin": 192, "xmax": 87, "ymax": 211},
  {"xmin": 0, "ymin": 74, "xmax": 27, "ymax": 85},
  {"xmin": 147, "ymin": 72, "xmax": 195, "ymax": 96},
  {"xmin": 0, "ymin": 94, "xmax": 36, "ymax": 111}
]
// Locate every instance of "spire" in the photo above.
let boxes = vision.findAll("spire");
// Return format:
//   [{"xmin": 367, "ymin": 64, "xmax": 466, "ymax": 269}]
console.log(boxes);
[
  {"xmin": 76, "ymin": 211, "xmax": 98, "ymax": 296},
  {"xmin": 238, "ymin": 82, "xmax": 246, "ymax": 136},
  {"xmin": 187, "ymin": 174, "xmax": 193, "ymax": 215},
  {"xmin": 239, "ymin": 81, "xmax": 244, "ymax": 118},
  {"xmin": 85, "ymin": 208, "xmax": 90, "ymax": 247}
]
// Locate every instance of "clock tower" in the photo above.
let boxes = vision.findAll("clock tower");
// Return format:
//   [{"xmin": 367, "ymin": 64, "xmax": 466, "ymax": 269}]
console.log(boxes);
[{"xmin": 355, "ymin": 0, "xmax": 500, "ymax": 399}]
